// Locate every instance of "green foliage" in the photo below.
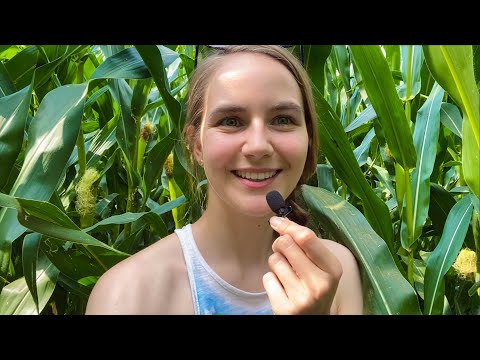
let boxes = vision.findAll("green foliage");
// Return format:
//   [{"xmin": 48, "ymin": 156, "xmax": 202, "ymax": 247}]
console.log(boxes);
[{"xmin": 0, "ymin": 45, "xmax": 478, "ymax": 315}]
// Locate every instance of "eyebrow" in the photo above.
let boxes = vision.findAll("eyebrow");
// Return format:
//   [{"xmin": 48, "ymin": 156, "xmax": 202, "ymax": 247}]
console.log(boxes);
[
  {"xmin": 271, "ymin": 102, "xmax": 303, "ymax": 114},
  {"xmin": 208, "ymin": 105, "xmax": 245, "ymax": 117},
  {"xmin": 208, "ymin": 101, "xmax": 303, "ymax": 118}
]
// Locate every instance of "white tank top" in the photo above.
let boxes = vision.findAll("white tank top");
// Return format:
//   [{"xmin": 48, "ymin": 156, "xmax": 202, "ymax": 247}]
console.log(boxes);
[{"xmin": 175, "ymin": 224, "xmax": 273, "ymax": 315}]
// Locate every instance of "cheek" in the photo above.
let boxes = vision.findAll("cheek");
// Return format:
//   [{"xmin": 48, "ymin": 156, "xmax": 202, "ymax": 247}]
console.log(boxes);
[
  {"xmin": 276, "ymin": 134, "xmax": 309, "ymax": 165},
  {"xmin": 202, "ymin": 134, "xmax": 240, "ymax": 163}
]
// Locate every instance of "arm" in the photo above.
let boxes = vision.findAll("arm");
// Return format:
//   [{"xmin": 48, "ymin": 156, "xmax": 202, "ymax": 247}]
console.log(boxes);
[{"xmin": 323, "ymin": 239, "xmax": 363, "ymax": 314}]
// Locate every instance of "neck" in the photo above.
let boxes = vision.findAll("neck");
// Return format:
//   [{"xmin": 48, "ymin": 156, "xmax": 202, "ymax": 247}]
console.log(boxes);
[{"xmin": 192, "ymin": 205, "xmax": 275, "ymax": 268}]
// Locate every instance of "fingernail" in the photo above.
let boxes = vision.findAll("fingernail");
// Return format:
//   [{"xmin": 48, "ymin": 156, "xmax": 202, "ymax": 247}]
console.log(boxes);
[{"xmin": 269, "ymin": 216, "xmax": 284, "ymax": 227}]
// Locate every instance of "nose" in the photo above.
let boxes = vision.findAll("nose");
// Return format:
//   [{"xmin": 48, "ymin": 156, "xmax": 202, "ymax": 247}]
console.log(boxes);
[{"xmin": 241, "ymin": 119, "xmax": 273, "ymax": 159}]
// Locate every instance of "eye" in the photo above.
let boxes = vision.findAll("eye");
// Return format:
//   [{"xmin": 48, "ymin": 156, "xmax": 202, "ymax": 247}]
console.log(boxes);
[
  {"xmin": 272, "ymin": 116, "xmax": 293, "ymax": 126},
  {"xmin": 219, "ymin": 117, "xmax": 241, "ymax": 127}
]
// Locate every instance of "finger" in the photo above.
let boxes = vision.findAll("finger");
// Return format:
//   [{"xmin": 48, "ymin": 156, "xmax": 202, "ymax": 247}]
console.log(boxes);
[
  {"xmin": 272, "ymin": 233, "xmax": 325, "ymax": 288},
  {"xmin": 269, "ymin": 216, "xmax": 341, "ymax": 273},
  {"xmin": 267, "ymin": 251, "xmax": 304, "ymax": 299},
  {"xmin": 262, "ymin": 272, "xmax": 290, "ymax": 314}
]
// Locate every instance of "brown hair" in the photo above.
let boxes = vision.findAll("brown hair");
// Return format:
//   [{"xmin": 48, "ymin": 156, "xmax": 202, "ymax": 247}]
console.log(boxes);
[{"xmin": 183, "ymin": 45, "xmax": 318, "ymax": 225}]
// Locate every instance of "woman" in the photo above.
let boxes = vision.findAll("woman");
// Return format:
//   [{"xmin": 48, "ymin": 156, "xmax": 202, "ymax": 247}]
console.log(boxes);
[{"xmin": 85, "ymin": 45, "xmax": 363, "ymax": 315}]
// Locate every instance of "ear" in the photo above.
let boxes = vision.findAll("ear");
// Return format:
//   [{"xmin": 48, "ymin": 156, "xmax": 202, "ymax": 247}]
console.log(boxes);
[{"xmin": 186, "ymin": 125, "xmax": 203, "ymax": 164}]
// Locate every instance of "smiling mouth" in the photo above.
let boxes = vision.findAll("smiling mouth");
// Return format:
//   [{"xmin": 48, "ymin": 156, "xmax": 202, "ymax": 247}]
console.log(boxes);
[{"xmin": 233, "ymin": 170, "xmax": 280, "ymax": 182}]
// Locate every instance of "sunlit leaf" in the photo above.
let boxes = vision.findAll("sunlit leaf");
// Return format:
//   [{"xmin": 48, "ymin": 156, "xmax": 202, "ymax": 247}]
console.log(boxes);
[
  {"xmin": 350, "ymin": 45, "xmax": 417, "ymax": 169},
  {"xmin": 424, "ymin": 195, "xmax": 474, "ymax": 314},
  {"xmin": 0, "ymin": 253, "xmax": 59, "ymax": 315},
  {"xmin": 302, "ymin": 185, "xmax": 421, "ymax": 314},
  {"xmin": 0, "ymin": 84, "xmax": 88, "ymax": 291},
  {"xmin": 0, "ymin": 84, "xmax": 32, "ymax": 190}
]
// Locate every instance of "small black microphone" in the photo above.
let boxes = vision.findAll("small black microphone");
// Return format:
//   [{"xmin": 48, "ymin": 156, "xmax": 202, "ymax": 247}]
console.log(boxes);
[{"xmin": 266, "ymin": 190, "xmax": 292, "ymax": 218}]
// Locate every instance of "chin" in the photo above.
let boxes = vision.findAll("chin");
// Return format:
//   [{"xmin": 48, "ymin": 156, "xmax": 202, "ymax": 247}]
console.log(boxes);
[{"xmin": 237, "ymin": 204, "xmax": 272, "ymax": 219}]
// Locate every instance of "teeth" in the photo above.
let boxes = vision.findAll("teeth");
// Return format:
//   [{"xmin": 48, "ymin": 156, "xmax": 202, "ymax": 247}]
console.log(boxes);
[{"xmin": 236, "ymin": 170, "xmax": 277, "ymax": 180}]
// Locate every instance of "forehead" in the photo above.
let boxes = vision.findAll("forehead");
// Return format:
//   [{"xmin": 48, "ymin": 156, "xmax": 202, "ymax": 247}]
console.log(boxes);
[{"xmin": 205, "ymin": 52, "xmax": 302, "ymax": 107}]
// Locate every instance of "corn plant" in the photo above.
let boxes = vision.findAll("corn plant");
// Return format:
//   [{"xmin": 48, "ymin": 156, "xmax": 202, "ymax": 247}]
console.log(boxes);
[
  {"xmin": 301, "ymin": 45, "xmax": 479, "ymax": 314},
  {"xmin": 0, "ymin": 45, "xmax": 478, "ymax": 314}
]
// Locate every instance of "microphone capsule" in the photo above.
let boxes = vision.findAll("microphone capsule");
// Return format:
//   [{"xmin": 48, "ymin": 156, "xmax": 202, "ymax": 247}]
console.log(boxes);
[{"xmin": 266, "ymin": 190, "xmax": 292, "ymax": 218}]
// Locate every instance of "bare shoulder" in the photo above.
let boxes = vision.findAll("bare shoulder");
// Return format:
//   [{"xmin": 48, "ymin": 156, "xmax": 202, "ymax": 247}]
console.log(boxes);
[
  {"xmin": 322, "ymin": 239, "xmax": 358, "ymax": 267},
  {"xmin": 85, "ymin": 232, "xmax": 193, "ymax": 315},
  {"xmin": 322, "ymin": 239, "xmax": 364, "ymax": 315}
]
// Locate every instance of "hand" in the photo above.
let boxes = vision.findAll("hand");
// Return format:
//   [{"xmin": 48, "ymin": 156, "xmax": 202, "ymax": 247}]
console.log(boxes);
[{"xmin": 263, "ymin": 216, "xmax": 343, "ymax": 315}]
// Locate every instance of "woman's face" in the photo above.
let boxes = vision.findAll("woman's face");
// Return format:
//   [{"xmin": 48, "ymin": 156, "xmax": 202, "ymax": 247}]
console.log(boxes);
[{"xmin": 192, "ymin": 52, "xmax": 309, "ymax": 217}]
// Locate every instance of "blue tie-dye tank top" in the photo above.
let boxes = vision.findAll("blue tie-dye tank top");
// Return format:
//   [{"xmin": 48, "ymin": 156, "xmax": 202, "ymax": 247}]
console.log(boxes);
[{"xmin": 175, "ymin": 224, "xmax": 273, "ymax": 315}]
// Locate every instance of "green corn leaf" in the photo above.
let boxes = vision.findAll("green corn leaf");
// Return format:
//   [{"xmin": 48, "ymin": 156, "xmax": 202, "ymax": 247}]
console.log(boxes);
[
  {"xmin": 84, "ymin": 85, "xmax": 108, "ymax": 110},
  {"xmin": 22, "ymin": 232, "xmax": 42, "ymax": 313},
  {"xmin": 315, "ymin": 94, "xmax": 394, "ymax": 252},
  {"xmin": 344, "ymin": 105, "xmax": 377, "ymax": 133},
  {"xmin": 86, "ymin": 115, "xmax": 119, "ymax": 168},
  {"xmin": 41, "ymin": 237, "xmax": 109, "ymax": 282},
  {"xmin": 3, "ymin": 46, "xmax": 38, "ymax": 90},
  {"xmin": 429, "ymin": 183, "xmax": 457, "ymax": 235},
  {"xmin": 400, "ymin": 82, "xmax": 444, "ymax": 249},
  {"xmin": 131, "ymin": 78, "xmax": 153, "ymax": 120},
  {"xmin": 353, "ymin": 128, "xmax": 375, "ymax": 167},
  {"xmin": 143, "ymin": 132, "xmax": 175, "ymax": 207},
  {"xmin": 333, "ymin": 45, "xmax": 351, "ymax": 93},
  {"xmin": 423, "ymin": 45, "xmax": 479, "ymax": 199},
  {"xmin": 91, "ymin": 46, "xmax": 180, "ymax": 81},
  {"xmin": 109, "ymin": 79, "xmax": 135, "ymax": 164},
  {"xmin": 141, "ymin": 80, "xmax": 187, "ymax": 116},
  {"xmin": 440, "ymin": 102, "xmax": 463, "ymax": 138},
  {"xmin": 83, "ymin": 210, "xmax": 161, "ymax": 234},
  {"xmin": 316, "ymin": 164, "xmax": 335, "ymax": 192},
  {"xmin": 462, "ymin": 117, "xmax": 480, "ymax": 198},
  {"xmin": 56, "ymin": 273, "xmax": 91, "ymax": 298},
  {"xmin": 349, "ymin": 45, "xmax": 417, "ymax": 169},
  {"xmin": 423, "ymin": 45, "xmax": 479, "ymax": 144},
  {"xmin": 384, "ymin": 45, "xmax": 401, "ymax": 73},
  {"xmin": 0, "ymin": 253, "xmax": 59, "ymax": 315},
  {"xmin": 0, "ymin": 84, "xmax": 32, "ymax": 190},
  {"xmin": 369, "ymin": 162, "xmax": 397, "ymax": 206},
  {"xmin": 399, "ymin": 45, "xmax": 423, "ymax": 101},
  {"xmin": 0, "ymin": 192, "xmax": 128, "ymax": 256},
  {"xmin": 424, "ymin": 194, "xmax": 474, "ymax": 314},
  {"xmin": 0, "ymin": 83, "xmax": 88, "ymax": 291},
  {"xmin": 0, "ymin": 62, "xmax": 16, "ymax": 96},
  {"xmin": 304, "ymin": 45, "xmax": 332, "ymax": 98},
  {"xmin": 146, "ymin": 195, "xmax": 187, "ymax": 215},
  {"xmin": 91, "ymin": 47, "xmax": 151, "ymax": 80},
  {"xmin": 135, "ymin": 45, "xmax": 181, "ymax": 125},
  {"xmin": 99, "ymin": 45, "xmax": 125, "ymax": 59},
  {"xmin": 31, "ymin": 46, "xmax": 88, "ymax": 89},
  {"xmin": 302, "ymin": 185, "xmax": 421, "ymax": 314},
  {"xmin": 173, "ymin": 136, "xmax": 192, "ymax": 198},
  {"xmin": 19, "ymin": 213, "xmax": 128, "ymax": 259}
]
